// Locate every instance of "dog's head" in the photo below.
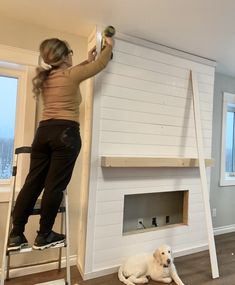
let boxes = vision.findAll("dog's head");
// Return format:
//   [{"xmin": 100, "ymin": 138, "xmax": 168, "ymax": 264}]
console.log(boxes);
[{"xmin": 153, "ymin": 245, "xmax": 173, "ymax": 267}]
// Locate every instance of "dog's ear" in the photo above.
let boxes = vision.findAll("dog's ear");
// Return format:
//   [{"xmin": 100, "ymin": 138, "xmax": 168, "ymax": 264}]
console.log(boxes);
[
  {"xmin": 169, "ymin": 247, "xmax": 174, "ymax": 262},
  {"xmin": 168, "ymin": 246, "xmax": 174, "ymax": 261},
  {"xmin": 153, "ymin": 249, "xmax": 161, "ymax": 264}
]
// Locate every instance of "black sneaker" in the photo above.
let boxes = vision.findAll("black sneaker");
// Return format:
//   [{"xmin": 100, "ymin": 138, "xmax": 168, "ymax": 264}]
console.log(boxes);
[
  {"xmin": 8, "ymin": 232, "xmax": 28, "ymax": 251},
  {"xmin": 33, "ymin": 231, "xmax": 65, "ymax": 250}
]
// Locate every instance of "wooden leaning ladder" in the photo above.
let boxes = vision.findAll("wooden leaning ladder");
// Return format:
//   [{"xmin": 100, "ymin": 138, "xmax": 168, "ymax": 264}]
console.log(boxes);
[
  {"xmin": 0, "ymin": 147, "xmax": 72, "ymax": 285},
  {"xmin": 191, "ymin": 70, "xmax": 219, "ymax": 279}
]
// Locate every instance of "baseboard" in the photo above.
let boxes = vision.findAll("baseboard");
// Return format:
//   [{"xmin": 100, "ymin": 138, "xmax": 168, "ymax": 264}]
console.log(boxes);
[
  {"xmin": 213, "ymin": 224, "xmax": 235, "ymax": 236},
  {"xmin": 0, "ymin": 255, "xmax": 77, "ymax": 279},
  {"xmin": 82, "ymin": 243, "xmax": 209, "ymax": 280},
  {"xmin": 82, "ymin": 266, "xmax": 119, "ymax": 280},
  {"xmin": 173, "ymin": 243, "xmax": 209, "ymax": 257}
]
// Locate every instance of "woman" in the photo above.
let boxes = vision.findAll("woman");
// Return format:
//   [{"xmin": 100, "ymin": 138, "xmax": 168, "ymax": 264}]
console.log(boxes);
[{"xmin": 8, "ymin": 36, "xmax": 113, "ymax": 250}]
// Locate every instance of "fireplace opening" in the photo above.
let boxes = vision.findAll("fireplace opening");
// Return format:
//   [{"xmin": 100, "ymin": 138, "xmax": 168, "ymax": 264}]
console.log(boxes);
[{"xmin": 123, "ymin": 190, "xmax": 189, "ymax": 234}]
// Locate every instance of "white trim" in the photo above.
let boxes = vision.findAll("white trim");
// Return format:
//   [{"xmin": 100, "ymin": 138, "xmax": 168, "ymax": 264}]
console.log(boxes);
[
  {"xmin": 114, "ymin": 31, "xmax": 216, "ymax": 67},
  {"xmin": 0, "ymin": 44, "xmax": 38, "ymax": 66},
  {"xmin": 82, "ymin": 244, "xmax": 209, "ymax": 280},
  {"xmin": 0, "ymin": 45, "xmax": 38, "ymax": 197},
  {"xmin": 191, "ymin": 70, "xmax": 219, "ymax": 278},
  {"xmin": 220, "ymin": 92, "xmax": 235, "ymax": 186},
  {"xmin": 84, "ymin": 25, "xmax": 103, "ymax": 273},
  {"xmin": 213, "ymin": 224, "xmax": 235, "ymax": 236},
  {"xmin": 0, "ymin": 255, "xmax": 77, "ymax": 280}
]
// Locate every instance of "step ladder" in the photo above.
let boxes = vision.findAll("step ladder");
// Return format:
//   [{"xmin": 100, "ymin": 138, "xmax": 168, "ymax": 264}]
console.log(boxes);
[{"xmin": 1, "ymin": 147, "xmax": 71, "ymax": 285}]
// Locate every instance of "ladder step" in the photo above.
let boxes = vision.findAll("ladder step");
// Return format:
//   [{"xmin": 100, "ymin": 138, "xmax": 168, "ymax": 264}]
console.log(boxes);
[
  {"xmin": 31, "ymin": 200, "xmax": 66, "ymax": 215},
  {"xmin": 8, "ymin": 245, "xmax": 33, "ymax": 254},
  {"xmin": 8, "ymin": 242, "xmax": 66, "ymax": 255},
  {"xmin": 12, "ymin": 199, "xmax": 66, "ymax": 215}
]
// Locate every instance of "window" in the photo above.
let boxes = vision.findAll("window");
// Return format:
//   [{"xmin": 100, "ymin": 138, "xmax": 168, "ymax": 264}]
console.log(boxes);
[
  {"xmin": 0, "ymin": 75, "xmax": 18, "ymax": 181},
  {"xmin": 0, "ymin": 44, "xmax": 38, "ymax": 201},
  {"xmin": 220, "ymin": 92, "xmax": 235, "ymax": 186},
  {"xmin": 0, "ymin": 65, "xmax": 30, "ymax": 192}
]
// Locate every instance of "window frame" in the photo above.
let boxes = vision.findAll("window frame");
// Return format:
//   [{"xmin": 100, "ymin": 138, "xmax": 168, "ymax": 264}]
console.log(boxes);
[
  {"xmin": 220, "ymin": 92, "xmax": 235, "ymax": 186},
  {"xmin": 0, "ymin": 67, "xmax": 27, "ymax": 185},
  {"xmin": 0, "ymin": 44, "xmax": 38, "ymax": 201}
]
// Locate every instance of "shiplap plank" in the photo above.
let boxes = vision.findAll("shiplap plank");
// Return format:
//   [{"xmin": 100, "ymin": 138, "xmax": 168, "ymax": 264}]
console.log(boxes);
[
  {"xmin": 95, "ymin": 201, "xmax": 123, "ymax": 214},
  {"xmin": 93, "ymin": 229, "xmax": 207, "ymax": 265},
  {"xmin": 93, "ymin": 222, "xmax": 206, "ymax": 251},
  {"xmin": 106, "ymin": 62, "xmax": 213, "ymax": 94},
  {"xmin": 114, "ymin": 40, "xmax": 214, "ymax": 75},
  {"xmin": 100, "ymin": 131, "xmax": 211, "ymax": 148},
  {"xmin": 96, "ymin": 187, "xmax": 202, "ymax": 203},
  {"xmin": 95, "ymin": 224, "xmax": 122, "ymax": 238},
  {"xmin": 102, "ymin": 84, "xmax": 213, "ymax": 111},
  {"xmin": 95, "ymin": 212, "xmax": 123, "ymax": 226},
  {"xmin": 111, "ymin": 51, "xmax": 214, "ymax": 85},
  {"xmin": 100, "ymin": 119, "xmax": 212, "ymax": 139},
  {"xmin": 102, "ymin": 72, "xmax": 213, "ymax": 101},
  {"xmin": 100, "ymin": 143, "xmax": 211, "ymax": 157},
  {"xmin": 101, "ymin": 108, "xmax": 212, "ymax": 130},
  {"xmin": 101, "ymin": 96, "xmax": 212, "ymax": 122}
]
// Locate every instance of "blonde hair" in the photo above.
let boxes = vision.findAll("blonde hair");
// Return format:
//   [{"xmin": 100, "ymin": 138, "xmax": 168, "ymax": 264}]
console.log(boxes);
[{"xmin": 32, "ymin": 38, "xmax": 71, "ymax": 97}]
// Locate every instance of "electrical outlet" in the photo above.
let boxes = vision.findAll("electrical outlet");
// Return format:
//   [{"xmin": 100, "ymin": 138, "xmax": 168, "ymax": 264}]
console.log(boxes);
[
  {"xmin": 212, "ymin": 208, "xmax": 216, "ymax": 217},
  {"xmin": 152, "ymin": 217, "xmax": 158, "ymax": 227},
  {"xmin": 137, "ymin": 218, "xmax": 144, "ymax": 229}
]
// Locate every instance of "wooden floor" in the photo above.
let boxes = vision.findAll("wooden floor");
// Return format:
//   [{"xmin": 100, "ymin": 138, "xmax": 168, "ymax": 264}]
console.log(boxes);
[{"xmin": 4, "ymin": 232, "xmax": 235, "ymax": 285}]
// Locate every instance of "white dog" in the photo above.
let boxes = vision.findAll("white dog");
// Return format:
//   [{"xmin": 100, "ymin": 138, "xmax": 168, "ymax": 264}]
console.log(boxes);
[{"xmin": 118, "ymin": 245, "xmax": 185, "ymax": 285}]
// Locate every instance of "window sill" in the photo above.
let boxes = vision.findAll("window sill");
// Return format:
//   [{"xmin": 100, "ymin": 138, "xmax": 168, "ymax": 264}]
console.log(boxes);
[{"xmin": 220, "ymin": 178, "xmax": 235, "ymax": 187}]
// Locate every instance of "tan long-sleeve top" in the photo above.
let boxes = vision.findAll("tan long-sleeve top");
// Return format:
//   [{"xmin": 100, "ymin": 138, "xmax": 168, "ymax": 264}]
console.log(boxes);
[{"xmin": 41, "ymin": 45, "xmax": 112, "ymax": 122}]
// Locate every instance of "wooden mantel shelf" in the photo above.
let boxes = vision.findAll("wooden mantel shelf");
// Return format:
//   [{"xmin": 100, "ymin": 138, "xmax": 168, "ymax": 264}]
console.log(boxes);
[{"xmin": 101, "ymin": 156, "xmax": 214, "ymax": 168}]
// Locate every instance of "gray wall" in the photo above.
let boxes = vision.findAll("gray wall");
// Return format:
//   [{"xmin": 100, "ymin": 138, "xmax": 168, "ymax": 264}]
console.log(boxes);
[{"xmin": 210, "ymin": 72, "xmax": 235, "ymax": 229}]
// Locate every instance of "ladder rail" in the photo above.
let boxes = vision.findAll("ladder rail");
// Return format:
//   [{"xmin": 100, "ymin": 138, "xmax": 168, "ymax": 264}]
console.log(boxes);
[
  {"xmin": 1, "ymin": 153, "xmax": 19, "ymax": 285},
  {"xmin": 64, "ymin": 189, "xmax": 71, "ymax": 285}
]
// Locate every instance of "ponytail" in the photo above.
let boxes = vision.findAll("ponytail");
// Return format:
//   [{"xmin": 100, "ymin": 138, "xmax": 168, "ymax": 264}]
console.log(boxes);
[{"xmin": 32, "ymin": 67, "xmax": 52, "ymax": 98}]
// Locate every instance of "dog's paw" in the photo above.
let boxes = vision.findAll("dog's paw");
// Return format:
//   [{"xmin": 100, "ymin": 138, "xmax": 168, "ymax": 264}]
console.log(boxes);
[
  {"xmin": 142, "ymin": 277, "xmax": 149, "ymax": 283},
  {"xmin": 137, "ymin": 277, "xmax": 149, "ymax": 283},
  {"xmin": 163, "ymin": 277, "xmax": 172, "ymax": 283}
]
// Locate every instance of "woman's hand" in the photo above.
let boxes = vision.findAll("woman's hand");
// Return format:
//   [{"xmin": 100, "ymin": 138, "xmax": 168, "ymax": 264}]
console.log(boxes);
[{"xmin": 88, "ymin": 46, "xmax": 97, "ymax": 62}]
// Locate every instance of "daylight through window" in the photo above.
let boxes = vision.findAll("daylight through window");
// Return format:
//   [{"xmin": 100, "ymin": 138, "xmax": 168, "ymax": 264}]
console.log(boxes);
[{"xmin": 0, "ymin": 76, "xmax": 18, "ymax": 180}]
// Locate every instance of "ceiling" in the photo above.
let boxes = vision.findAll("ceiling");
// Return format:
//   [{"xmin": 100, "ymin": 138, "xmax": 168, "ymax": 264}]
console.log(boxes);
[{"xmin": 1, "ymin": 0, "xmax": 235, "ymax": 76}]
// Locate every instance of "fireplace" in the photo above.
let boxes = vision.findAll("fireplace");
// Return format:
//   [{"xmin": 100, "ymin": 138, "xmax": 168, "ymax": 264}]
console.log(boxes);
[{"xmin": 123, "ymin": 190, "xmax": 189, "ymax": 234}]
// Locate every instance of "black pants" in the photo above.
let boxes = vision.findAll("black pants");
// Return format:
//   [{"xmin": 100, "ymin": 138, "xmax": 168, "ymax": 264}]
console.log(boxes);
[{"xmin": 12, "ymin": 119, "xmax": 81, "ymax": 235}]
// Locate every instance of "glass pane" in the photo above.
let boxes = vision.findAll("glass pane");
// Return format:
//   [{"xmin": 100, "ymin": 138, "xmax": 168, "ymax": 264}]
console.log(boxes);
[
  {"xmin": 0, "ymin": 76, "xmax": 18, "ymax": 179},
  {"xmin": 226, "ymin": 111, "xmax": 234, "ymax": 173}
]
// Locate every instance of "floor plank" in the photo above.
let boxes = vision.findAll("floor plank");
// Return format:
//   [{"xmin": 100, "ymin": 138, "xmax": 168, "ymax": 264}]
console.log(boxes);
[{"xmin": 4, "ymin": 232, "xmax": 235, "ymax": 285}]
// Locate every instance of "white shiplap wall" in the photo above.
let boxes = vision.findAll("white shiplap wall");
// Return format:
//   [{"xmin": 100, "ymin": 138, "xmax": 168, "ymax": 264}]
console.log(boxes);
[{"xmin": 85, "ymin": 35, "xmax": 215, "ymax": 276}]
